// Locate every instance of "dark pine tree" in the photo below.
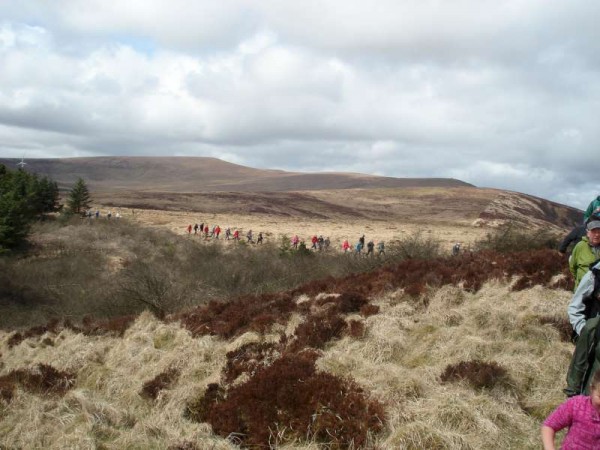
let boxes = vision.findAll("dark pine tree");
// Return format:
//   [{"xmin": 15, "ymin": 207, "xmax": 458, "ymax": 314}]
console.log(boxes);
[{"xmin": 66, "ymin": 177, "xmax": 91, "ymax": 215}]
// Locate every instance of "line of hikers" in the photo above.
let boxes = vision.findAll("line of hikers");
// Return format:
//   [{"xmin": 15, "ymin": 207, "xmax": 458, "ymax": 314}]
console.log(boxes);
[
  {"xmin": 187, "ymin": 223, "xmax": 264, "ymax": 244},
  {"xmin": 543, "ymin": 196, "xmax": 600, "ymax": 449},
  {"xmin": 186, "ymin": 224, "xmax": 389, "ymax": 256},
  {"xmin": 84, "ymin": 209, "xmax": 121, "ymax": 220}
]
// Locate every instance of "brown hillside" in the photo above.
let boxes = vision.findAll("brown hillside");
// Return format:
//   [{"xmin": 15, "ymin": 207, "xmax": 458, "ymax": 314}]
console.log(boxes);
[
  {"xmin": 0, "ymin": 156, "xmax": 472, "ymax": 192},
  {"xmin": 0, "ymin": 156, "xmax": 581, "ymax": 230}
]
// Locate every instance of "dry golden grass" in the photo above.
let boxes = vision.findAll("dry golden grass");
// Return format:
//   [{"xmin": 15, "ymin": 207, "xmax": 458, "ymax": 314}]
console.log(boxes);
[
  {"xmin": 110, "ymin": 206, "xmax": 488, "ymax": 253},
  {"xmin": 94, "ymin": 182, "xmax": 576, "ymax": 255},
  {"xmin": 0, "ymin": 280, "xmax": 572, "ymax": 449}
]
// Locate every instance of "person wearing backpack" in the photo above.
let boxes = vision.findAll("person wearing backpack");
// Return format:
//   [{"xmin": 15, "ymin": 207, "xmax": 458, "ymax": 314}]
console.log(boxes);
[
  {"xmin": 564, "ymin": 316, "xmax": 600, "ymax": 399},
  {"xmin": 568, "ymin": 261, "xmax": 600, "ymax": 339},
  {"xmin": 559, "ymin": 224, "xmax": 587, "ymax": 254},
  {"xmin": 569, "ymin": 217, "xmax": 600, "ymax": 290},
  {"xmin": 584, "ymin": 197, "xmax": 600, "ymax": 223}
]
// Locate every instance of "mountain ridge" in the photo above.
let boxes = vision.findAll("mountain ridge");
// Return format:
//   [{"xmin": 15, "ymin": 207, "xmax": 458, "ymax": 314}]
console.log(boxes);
[{"xmin": 0, "ymin": 156, "xmax": 473, "ymax": 192}]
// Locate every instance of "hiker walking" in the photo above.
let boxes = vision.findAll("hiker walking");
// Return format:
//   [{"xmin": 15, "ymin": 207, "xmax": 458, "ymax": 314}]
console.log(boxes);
[
  {"xmin": 225, "ymin": 227, "xmax": 231, "ymax": 240},
  {"xmin": 452, "ymin": 242, "xmax": 461, "ymax": 256},
  {"xmin": 257, "ymin": 232, "xmax": 263, "ymax": 244},
  {"xmin": 200, "ymin": 223, "xmax": 204, "ymax": 233},
  {"xmin": 568, "ymin": 260, "xmax": 600, "ymax": 339},
  {"xmin": 366, "ymin": 240, "xmax": 374, "ymax": 256},
  {"xmin": 246, "ymin": 230, "xmax": 253, "ymax": 243},
  {"xmin": 318, "ymin": 235, "xmax": 324, "ymax": 251},
  {"xmin": 233, "ymin": 229, "xmax": 240, "ymax": 240},
  {"xmin": 215, "ymin": 225, "xmax": 221, "ymax": 239},
  {"xmin": 377, "ymin": 241, "xmax": 385, "ymax": 256},
  {"xmin": 311, "ymin": 235, "xmax": 318, "ymax": 250},
  {"xmin": 342, "ymin": 239, "xmax": 350, "ymax": 253},
  {"xmin": 193, "ymin": 223, "xmax": 199, "ymax": 234},
  {"xmin": 359, "ymin": 235, "xmax": 365, "ymax": 247},
  {"xmin": 291, "ymin": 235, "xmax": 299, "ymax": 249},
  {"xmin": 570, "ymin": 216, "xmax": 600, "ymax": 290},
  {"xmin": 355, "ymin": 241, "xmax": 363, "ymax": 256},
  {"xmin": 187, "ymin": 224, "xmax": 192, "ymax": 234}
]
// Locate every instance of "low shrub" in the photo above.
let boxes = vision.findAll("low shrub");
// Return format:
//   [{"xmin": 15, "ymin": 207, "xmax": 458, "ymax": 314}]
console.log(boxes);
[
  {"xmin": 1, "ymin": 363, "xmax": 76, "ymax": 396},
  {"xmin": 337, "ymin": 291, "xmax": 369, "ymax": 313},
  {"xmin": 440, "ymin": 360, "xmax": 511, "ymax": 391},
  {"xmin": 223, "ymin": 342, "xmax": 279, "ymax": 384},
  {"xmin": 539, "ymin": 316, "xmax": 573, "ymax": 342},
  {"xmin": 474, "ymin": 222, "xmax": 560, "ymax": 253},
  {"xmin": 0, "ymin": 378, "xmax": 15, "ymax": 403},
  {"xmin": 360, "ymin": 304, "xmax": 380, "ymax": 317},
  {"xmin": 185, "ymin": 383, "xmax": 225, "ymax": 423},
  {"xmin": 7, "ymin": 316, "xmax": 136, "ymax": 348},
  {"xmin": 190, "ymin": 351, "xmax": 385, "ymax": 449},
  {"xmin": 81, "ymin": 315, "xmax": 136, "ymax": 337},
  {"xmin": 140, "ymin": 367, "xmax": 180, "ymax": 400},
  {"xmin": 291, "ymin": 310, "xmax": 347, "ymax": 351},
  {"xmin": 390, "ymin": 232, "xmax": 442, "ymax": 260},
  {"xmin": 347, "ymin": 320, "xmax": 366, "ymax": 338}
]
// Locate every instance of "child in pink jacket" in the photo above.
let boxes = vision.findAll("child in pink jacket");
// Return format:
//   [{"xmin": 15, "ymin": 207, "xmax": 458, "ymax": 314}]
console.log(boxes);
[{"xmin": 542, "ymin": 370, "xmax": 600, "ymax": 449}]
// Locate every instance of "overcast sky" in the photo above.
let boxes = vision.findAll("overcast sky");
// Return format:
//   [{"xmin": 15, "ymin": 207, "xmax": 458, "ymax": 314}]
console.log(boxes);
[{"xmin": 1, "ymin": 1, "xmax": 599, "ymax": 209}]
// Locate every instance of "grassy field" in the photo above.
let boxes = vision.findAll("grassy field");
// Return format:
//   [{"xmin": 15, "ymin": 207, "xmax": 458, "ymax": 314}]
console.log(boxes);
[{"xmin": 0, "ymin": 216, "xmax": 574, "ymax": 449}]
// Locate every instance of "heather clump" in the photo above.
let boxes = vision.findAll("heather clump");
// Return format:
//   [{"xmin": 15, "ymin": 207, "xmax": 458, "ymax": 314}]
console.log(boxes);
[
  {"xmin": 189, "ymin": 351, "xmax": 385, "ymax": 449},
  {"xmin": 440, "ymin": 360, "xmax": 512, "ymax": 391},
  {"xmin": 183, "ymin": 287, "xmax": 386, "ymax": 448},
  {"xmin": 0, "ymin": 363, "xmax": 76, "ymax": 397},
  {"xmin": 222, "ymin": 342, "xmax": 280, "ymax": 384},
  {"xmin": 7, "ymin": 315, "xmax": 136, "ymax": 348},
  {"xmin": 140, "ymin": 367, "xmax": 180, "ymax": 400}
]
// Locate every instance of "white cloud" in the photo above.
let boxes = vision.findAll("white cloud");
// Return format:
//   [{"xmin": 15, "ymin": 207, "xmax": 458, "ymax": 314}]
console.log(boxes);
[{"xmin": 0, "ymin": 1, "xmax": 599, "ymax": 208}]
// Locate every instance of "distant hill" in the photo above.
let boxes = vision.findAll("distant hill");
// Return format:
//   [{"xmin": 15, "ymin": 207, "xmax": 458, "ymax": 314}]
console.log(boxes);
[
  {"xmin": 0, "ymin": 156, "xmax": 582, "ymax": 229},
  {"xmin": 0, "ymin": 156, "xmax": 472, "ymax": 192}
]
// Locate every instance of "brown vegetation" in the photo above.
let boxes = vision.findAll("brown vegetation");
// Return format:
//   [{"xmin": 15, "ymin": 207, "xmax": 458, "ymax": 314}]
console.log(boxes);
[
  {"xmin": 0, "ymin": 363, "xmax": 76, "ymax": 401},
  {"xmin": 440, "ymin": 360, "xmax": 512, "ymax": 391},
  {"xmin": 140, "ymin": 367, "xmax": 181, "ymax": 400},
  {"xmin": 539, "ymin": 316, "xmax": 573, "ymax": 343},
  {"xmin": 172, "ymin": 248, "xmax": 569, "ymax": 343},
  {"xmin": 0, "ymin": 213, "xmax": 579, "ymax": 448},
  {"xmin": 189, "ymin": 350, "xmax": 385, "ymax": 449}
]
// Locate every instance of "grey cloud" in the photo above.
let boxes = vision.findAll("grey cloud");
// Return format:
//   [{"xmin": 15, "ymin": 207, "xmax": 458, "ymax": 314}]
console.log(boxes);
[{"xmin": 0, "ymin": 1, "xmax": 599, "ymax": 208}]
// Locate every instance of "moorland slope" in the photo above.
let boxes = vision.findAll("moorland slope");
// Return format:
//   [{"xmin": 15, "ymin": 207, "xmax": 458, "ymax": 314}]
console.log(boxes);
[
  {"xmin": 0, "ymin": 218, "xmax": 574, "ymax": 449},
  {"xmin": 1, "ymin": 156, "xmax": 581, "ymax": 234},
  {"xmin": 0, "ymin": 156, "xmax": 472, "ymax": 192}
]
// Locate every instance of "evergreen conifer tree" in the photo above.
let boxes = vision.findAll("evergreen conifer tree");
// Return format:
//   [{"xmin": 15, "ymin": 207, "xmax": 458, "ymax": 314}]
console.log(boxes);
[
  {"xmin": 66, "ymin": 177, "xmax": 91, "ymax": 215},
  {"xmin": 0, "ymin": 164, "xmax": 63, "ymax": 251}
]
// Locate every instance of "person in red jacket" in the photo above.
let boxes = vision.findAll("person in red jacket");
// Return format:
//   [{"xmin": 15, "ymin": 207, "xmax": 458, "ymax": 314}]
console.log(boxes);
[
  {"xmin": 311, "ymin": 235, "xmax": 318, "ymax": 250},
  {"xmin": 187, "ymin": 224, "xmax": 192, "ymax": 234},
  {"xmin": 214, "ymin": 225, "xmax": 221, "ymax": 239},
  {"xmin": 233, "ymin": 229, "xmax": 240, "ymax": 240},
  {"xmin": 342, "ymin": 239, "xmax": 350, "ymax": 253}
]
